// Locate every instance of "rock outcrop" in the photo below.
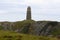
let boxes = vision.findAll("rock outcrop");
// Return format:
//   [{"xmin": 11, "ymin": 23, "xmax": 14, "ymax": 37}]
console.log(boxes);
[{"xmin": 0, "ymin": 20, "xmax": 60, "ymax": 36}]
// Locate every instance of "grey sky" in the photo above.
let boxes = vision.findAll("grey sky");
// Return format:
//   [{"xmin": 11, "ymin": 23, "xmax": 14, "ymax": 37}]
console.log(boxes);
[{"xmin": 0, "ymin": 0, "xmax": 60, "ymax": 22}]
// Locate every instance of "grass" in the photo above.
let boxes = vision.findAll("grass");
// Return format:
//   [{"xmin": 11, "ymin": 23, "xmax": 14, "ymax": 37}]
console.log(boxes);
[{"xmin": 0, "ymin": 30, "xmax": 58, "ymax": 40}]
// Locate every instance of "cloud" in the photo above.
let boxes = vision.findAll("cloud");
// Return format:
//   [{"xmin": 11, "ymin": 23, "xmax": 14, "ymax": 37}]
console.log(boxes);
[
  {"xmin": 0, "ymin": 0, "xmax": 25, "ymax": 5},
  {"xmin": 0, "ymin": 10, "xmax": 8, "ymax": 14},
  {"xmin": 0, "ymin": 0, "xmax": 60, "ymax": 21}
]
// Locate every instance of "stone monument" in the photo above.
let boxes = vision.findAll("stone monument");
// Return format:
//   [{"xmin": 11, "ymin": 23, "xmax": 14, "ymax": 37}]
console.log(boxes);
[{"xmin": 26, "ymin": 6, "xmax": 31, "ymax": 20}]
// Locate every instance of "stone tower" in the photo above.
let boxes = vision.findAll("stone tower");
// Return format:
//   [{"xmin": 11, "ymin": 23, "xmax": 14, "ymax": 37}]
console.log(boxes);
[{"xmin": 26, "ymin": 6, "xmax": 31, "ymax": 20}]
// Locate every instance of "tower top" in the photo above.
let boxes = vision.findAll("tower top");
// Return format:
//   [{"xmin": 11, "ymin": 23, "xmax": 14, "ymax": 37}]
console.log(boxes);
[
  {"xmin": 26, "ymin": 6, "xmax": 31, "ymax": 20},
  {"xmin": 28, "ymin": 6, "xmax": 31, "ymax": 9},
  {"xmin": 27, "ymin": 6, "xmax": 31, "ymax": 11}
]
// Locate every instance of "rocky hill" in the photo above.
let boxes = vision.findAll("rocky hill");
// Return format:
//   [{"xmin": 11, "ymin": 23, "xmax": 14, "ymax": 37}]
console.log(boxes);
[{"xmin": 0, "ymin": 20, "xmax": 60, "ymax": 36}]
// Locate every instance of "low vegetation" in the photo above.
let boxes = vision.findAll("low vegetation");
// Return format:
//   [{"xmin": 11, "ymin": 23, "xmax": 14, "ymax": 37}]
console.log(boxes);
[{"xmin": 0, "ymin": 30, "xmax": 59, "ymax": 40}]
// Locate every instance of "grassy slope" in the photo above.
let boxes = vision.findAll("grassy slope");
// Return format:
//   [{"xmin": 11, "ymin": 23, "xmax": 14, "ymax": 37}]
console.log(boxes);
[{"xmin": 0, "ymin": 30, "xmax": 58, "ymax": 40}]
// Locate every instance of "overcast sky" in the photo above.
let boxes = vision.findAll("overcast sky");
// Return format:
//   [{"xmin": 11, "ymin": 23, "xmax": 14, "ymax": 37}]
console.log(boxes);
[{"xmin": 0, "ymin": 0, "xmax": 60, "ymax": 22}]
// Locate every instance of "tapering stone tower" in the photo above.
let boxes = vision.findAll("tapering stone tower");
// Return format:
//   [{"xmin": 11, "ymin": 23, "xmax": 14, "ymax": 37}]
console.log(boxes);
[{"xmin": 26, "ymin": 6, "xmax": 31, "ymax": 20}]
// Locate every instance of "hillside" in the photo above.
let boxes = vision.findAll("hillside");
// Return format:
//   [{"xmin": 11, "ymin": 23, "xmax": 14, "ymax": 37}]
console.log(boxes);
[
  {"xmin": 0, "ymin": 30, "xmax": 58, "ymax": 40},
  {"xmin": 0, "ymin": 20, "xmax": 60, "ymax": 36}
]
